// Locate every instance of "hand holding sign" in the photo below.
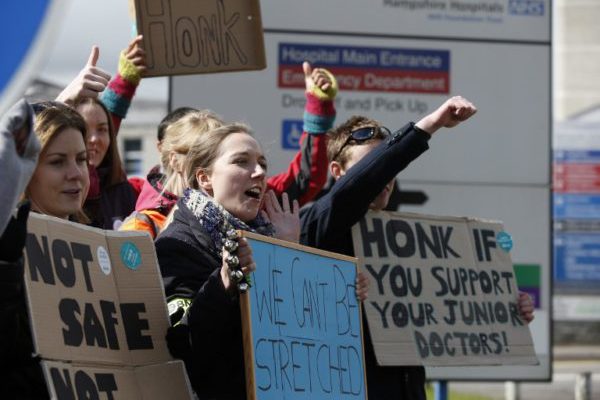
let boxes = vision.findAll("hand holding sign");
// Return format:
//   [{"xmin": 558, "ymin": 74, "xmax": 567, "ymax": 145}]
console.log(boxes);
[
  {"xmin": 124, "ymin": 35, "xmax": 147, "ymax": 75},
  {"xmin": 415, "ymin": 96, "xmax": 477, "ymax": 134},
  {"xmin": 119, "ymin": 35, "xmax": 147, "ymax": 82},
  {"xmin": 518, "ymin": 291, "xmax": 535, "ymax": 324},
  {"xmin": 56, "ymin": 46, "xmax": 112, "ymax": 105},
  {"xmin": 356, "ymin": 271, "xmax": 370, "ymax": 302},
  {"xmin": 221, "ymin": 237, "xmax": 256, "ymax": 290}
]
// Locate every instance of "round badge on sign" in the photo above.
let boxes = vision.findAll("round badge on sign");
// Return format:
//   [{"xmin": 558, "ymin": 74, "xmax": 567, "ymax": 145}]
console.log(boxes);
[
  {"xmin": 120, "ymin": 241, "xmax": 142, "ymax": 270},
  {"xmin": 97, "ymin": 246, "xmax": 111, "ymax": 275},
  {"xmin": 496, "ymin": 231, "xmax": 513, "ymax": 253}
]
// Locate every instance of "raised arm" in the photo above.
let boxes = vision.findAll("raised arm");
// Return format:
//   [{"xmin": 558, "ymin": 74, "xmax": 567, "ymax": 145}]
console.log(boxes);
[
  {"xmin": 56, "ymin": 46, "xmax": 111, "ymax": 106},
  {"xmin": 266, "ymin": 61, "xmax": 337, "ymax": 206},
  {"xmin": 415, "ymin": 95, "xmax": 477, "ymax": 134},
  {"xmin": 301, "ymin": 96, "xmax": 477, "ymax": 250},
  {"xmin": 0, "ymin": 99, "xmax": 39, "ymax": 233},
  {"xmin": 100, "ymin": 35, "xmax": 147, "ymax": 133}
]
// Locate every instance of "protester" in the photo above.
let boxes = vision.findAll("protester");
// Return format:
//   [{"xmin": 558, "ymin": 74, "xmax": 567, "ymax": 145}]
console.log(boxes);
[
  {"xmin": 75, "ymin": 97, "xmax": 136, "ymax": 228},
  {"xmin": 154, "ymin": 123, "xmax": 297, "ymax": 398},
  {"xmin": 299, "ymin": 97, "xmax": 535, "ymax": 399},
  {"xmin": 1, "ymin": 101, "xmax": 90, "ymax": 399},
  {"xmin": 120, "ymin": 61, "xmax": 337, "ymax": 238},
  {"xmin": 0, "ymin": 100, "xmax": 40, "ymax": 399},
  {"xmin": 156, "ymin": 107, "xmax": 197, "ymax": 156},
  {"xmin": 57, "ymin": 36, "xmax": 146, "ymax": 229},
  {"xmin": 25, "ymin": 102, "xmax": 90, "ymax": 222},
  {"xmin": 120, "ymin": 109, "xmax": 224, "ymax": 237}
]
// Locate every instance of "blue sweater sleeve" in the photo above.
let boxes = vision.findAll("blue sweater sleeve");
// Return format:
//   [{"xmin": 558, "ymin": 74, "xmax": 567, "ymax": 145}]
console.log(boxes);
[{"xmin": 300, "ymin": 123, "xmax": 430, "ymax": 252}]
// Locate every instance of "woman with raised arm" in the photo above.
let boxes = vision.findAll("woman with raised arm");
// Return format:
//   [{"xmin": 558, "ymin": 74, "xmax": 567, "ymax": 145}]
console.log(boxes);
[
  {"xmin": 56, "ymin": 36, "xmax": 147, "ymax": 229},
  {"xmin": 1, "ymin": 101, "xmax": 90, "ymax": 399}
]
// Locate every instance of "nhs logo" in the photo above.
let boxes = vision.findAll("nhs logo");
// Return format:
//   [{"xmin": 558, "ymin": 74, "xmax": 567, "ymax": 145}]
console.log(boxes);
[
  {"xmin": 281, "ymin": 119, "xmax": 303, "ymax": 150},
  {"xmin": 509, "ymin": 0, "xmax": 544, "ymax": 16}
]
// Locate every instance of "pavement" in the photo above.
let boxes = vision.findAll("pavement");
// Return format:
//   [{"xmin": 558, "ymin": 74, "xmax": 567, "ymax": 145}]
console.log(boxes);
[{"xmin": 439, "ymin": 346, "xmax": 600, "ymax": 400}]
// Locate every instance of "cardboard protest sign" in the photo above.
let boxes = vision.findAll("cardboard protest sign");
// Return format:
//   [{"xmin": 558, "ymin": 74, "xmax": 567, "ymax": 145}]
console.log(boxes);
[
  {"xmin": 239, "ymin": 232, "xmax": 367, "ymax": 400},
  {"xmin": 41, "ymin": 360, "xmax": 191, "ymax": 400},
  {"xmin": 132, "ymin": 0, "xmax": 266, "ymax": 76},
  {"xmin": 351, "ymin": 211, "xmax": 538, "ymax": 367},
  {"xmin": 24, "ymin": 213, "xmax": 193, "ymax": 399}
]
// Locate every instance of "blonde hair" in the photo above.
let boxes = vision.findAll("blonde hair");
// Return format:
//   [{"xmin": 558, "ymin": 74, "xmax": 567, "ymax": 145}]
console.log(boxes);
[
  {"xmin": 184, "ymin": 123, "xmax": 253, "ymax": 189},
  {"xmin": 160, "ymin": 109, "xmax": 224, "ymax": 196}
]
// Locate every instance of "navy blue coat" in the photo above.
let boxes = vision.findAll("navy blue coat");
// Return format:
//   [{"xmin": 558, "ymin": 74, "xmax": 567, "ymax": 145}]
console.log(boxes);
[{"xmin": 300, "ymin": 122, "xmax": 430, "ymax": 400}]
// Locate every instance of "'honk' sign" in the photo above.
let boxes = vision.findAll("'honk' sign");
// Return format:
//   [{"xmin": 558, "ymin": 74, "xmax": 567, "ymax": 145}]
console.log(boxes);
[
  {"xmin": 240, "ymin": 232, "xmax": 367, "ymax": 400},
  {"xmin": 23, "ymin": 213, "xmax": 192, "ymax": 399},
  {"xmin": 352, "ymin": 211, "xmax": 538, "ymax": 367},
  {"xmin": 133, "ymin": 0, "xmax": 266, "ymax": 76}
]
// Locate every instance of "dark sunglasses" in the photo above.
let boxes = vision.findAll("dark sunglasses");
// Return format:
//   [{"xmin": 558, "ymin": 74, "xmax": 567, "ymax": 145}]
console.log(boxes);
[{"xmin": 332, "ymin": 125, "xmax": 391, "ymax": 162}]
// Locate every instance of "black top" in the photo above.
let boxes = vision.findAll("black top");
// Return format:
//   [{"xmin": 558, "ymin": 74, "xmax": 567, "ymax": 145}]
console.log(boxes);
[
  {"xmin": 156, "ymin": 201, "xmax": 245, "ymax": 400},
  {"xmin": 85, "ymin": 170, "xmax": 137, "ymax": 230},
  {"xmin": 0, "ymin": 258, "xmax": 49, "ymax": 399}
]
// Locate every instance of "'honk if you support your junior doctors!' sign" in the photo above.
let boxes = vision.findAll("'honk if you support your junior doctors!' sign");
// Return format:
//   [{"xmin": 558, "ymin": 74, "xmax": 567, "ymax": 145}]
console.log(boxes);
[{"xmin": 352, "ymin": 211, "xmax": 538, "ymax": 367}]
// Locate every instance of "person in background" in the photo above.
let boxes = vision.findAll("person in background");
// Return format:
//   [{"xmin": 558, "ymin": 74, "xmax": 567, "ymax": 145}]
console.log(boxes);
[
  {"xmin": 120, "ymin": 109, "xmax": 224, "ymax": 237},
  {"xmin": 57, "ymin": 36, "xmax": 146, "ymax": 229},
  {"xmin": 75, "ymin": 97, "xmax": 136, "ymax": 229},
  {"xmin": 120, "ymin": 61, "xmax": 337, "ymax": 238},
  {"xmin": 1, "ymin": 101, "xmax": 90, "ymax": 399},
  {"xmin": 156, "ymin": 107, "xmax": 198, "ymax": 156}
]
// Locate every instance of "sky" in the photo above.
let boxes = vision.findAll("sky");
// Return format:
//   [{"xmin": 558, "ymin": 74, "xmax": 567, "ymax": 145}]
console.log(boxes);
[{"xmin": 40, "ymin": 0, "xmax": 167, "ymax": 101}]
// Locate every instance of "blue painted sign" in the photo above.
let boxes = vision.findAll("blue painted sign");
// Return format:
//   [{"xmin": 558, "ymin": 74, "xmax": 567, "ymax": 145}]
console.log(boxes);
[
  {"xmin": 241, "ymin": 232, "xmax": 366, "ymax": 400},
  {"xmin": 281, "ymin": 119, "xmax": 303, "ymax": 150},
  {"xmin": 0, "ymin": 1, "xmax": 61, "ymax": 115}
]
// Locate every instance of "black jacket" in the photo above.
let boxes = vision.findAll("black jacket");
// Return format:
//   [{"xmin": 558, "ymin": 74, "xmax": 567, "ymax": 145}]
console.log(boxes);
[
  {"xmin": 85, "ymin": 175, "xmax": 137, "ymax": 230},
  {"xmin": 155, "ymin": 200, "xmax": 246, "ymax": 400},
  {"xmin": 300, "ymin": 122, "xmax": 429, "ymax": 400},
  {"xmin": 0, "ymin": 259, "xmax": 49, "ymax": 399}
]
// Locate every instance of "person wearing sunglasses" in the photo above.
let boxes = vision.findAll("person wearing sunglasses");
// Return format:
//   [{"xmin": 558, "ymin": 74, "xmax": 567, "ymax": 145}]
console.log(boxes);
[
  {"xmin": 300, "ymin": 97, "xmax": 536, "ymax": 399},
  {"xmin": 299, "ymin": 96, "xmax": 477, "ymax": 400}
]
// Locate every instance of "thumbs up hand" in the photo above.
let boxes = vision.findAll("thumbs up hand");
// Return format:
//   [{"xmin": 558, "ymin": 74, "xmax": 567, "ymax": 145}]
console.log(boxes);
[{"xmin": 56, "ymin": 45, "xmax": 112, "ymax": 105}]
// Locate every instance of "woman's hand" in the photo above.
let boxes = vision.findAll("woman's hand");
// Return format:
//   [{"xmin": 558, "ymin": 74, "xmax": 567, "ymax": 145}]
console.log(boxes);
[
  {"xmin": 518, "ymin": 291, "xmax": 535, "ymax": 324},
  {"xmin": 261, "ymin": 191, "xmax": 300, "ymax": 243},
  {"xmin": 355, "ymin": 271, "xmax": 370, "ymax": 302},
  {"xmin": 221, "ymin": 237, "xmax": 255, "ymax": 290},
  {"xmin": 56, "ymin": 46, "xmax": 111, "ymax": 105},
  {"xmin": 121, "ymin": 35, "xmax": 147, "ymax": 78}
]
